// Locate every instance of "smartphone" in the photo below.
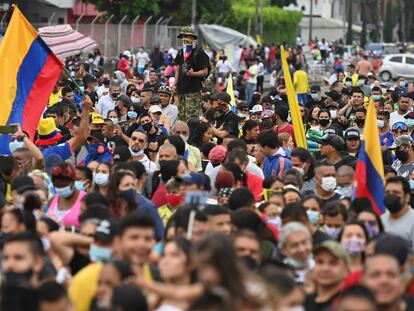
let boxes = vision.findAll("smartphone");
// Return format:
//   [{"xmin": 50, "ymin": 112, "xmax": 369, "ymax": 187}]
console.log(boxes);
[{"xmin": 0, "ymin": 125, "xmax": 17, "ymax": 134}]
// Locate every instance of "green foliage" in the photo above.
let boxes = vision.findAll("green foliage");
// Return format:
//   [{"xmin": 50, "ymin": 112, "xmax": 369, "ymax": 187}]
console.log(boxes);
[
  {"xmin": 225, "ymin": 3, "xmax": 302, "ymax": 43},
  {"xmin": 383, "ymin": 4, "xmax": 396, "ymax": 42}
]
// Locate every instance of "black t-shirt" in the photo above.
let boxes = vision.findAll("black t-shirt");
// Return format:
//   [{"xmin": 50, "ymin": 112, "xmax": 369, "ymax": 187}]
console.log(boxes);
[
  {"xmin": 175, "ymin": 46, "xmax": 210, "ymax": 94},
  {"xmin": 85, "ymin": 90, "xmax": 98, "ymax": 105},
  {"xmin": 216, "ymin": 111, "xmax": 240, "ymax": 139},
  {"xmin": 69, "ymin": 249, "xmax": 90, "ymax": 275},
  {"xmin": 143, "ymin": 81, "xmax": 162, "ymax": 93},
  {"xmin": 305, "ymin": 292, "xmax": 340, "ymax": 311},
  {"xmin": 108, "ymin": 135, "xmax": 127, "ymax": 149},
  {"xmin": 318, "ymin": 192, "xmax": 342, "ymax": 208}
]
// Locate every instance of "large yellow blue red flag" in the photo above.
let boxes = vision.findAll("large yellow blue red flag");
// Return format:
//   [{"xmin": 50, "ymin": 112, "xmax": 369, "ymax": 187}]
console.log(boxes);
[
  {"xmin": 352, "ymin": 102, "xmax": 385, "ymax": 215},
  {"xmin": 280, "ymin": 46, "xmax": 307, "ymax": 148},
  {"xmin": 226, "ymin": 73, "xmax": 237, "ymax": 112},
  {"xmin": 0, "ymin": 5, "xmax": 63, "ymax": 153}
]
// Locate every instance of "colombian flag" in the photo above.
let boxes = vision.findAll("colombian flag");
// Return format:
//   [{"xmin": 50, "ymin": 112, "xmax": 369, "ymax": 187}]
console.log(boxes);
[
  {"xmin": 280, "ymin": 46, "xmax": 307, "ymax": 149},
  {"xmin": 0, "ymin": 5, "xmax": 63, "ymax": 148},
  {"xmin": 352, "ymin": 102, "xmax": 385, "ymax": 215}
]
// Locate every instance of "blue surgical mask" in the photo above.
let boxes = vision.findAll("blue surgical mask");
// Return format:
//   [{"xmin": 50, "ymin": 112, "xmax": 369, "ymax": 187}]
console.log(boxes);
[
  {"xmin": 109, "ymin": 117, "xmax": 118, "ymax": 125},
  {"xmin": 400, "ymin": 81, "xmax": 405, "ymax": 87},
  {"xmin": 324, "ymin": 225, "xmax": 341, "ymax": 239},
  {"xmin": 54, "ymin": 185, "xmax": 73, "ymax": 199},
  {"xmin": 127, "ymin": 111, "xmax": 138, "ymax": 119},
  {"xmin": 74, "ymin": 180, "xmax": 85, "ymax": 191},
  {"xmin": 94, "ymin": 173, "xmax": 109, "ymax": 186},
  {"xmin": 310, "ymin": 93, "xmax": 319, "ymax": 100},
  {"xmin": 89, "ymin": 244, "xmax": 112, "ymax": 262},
  {"xmin": 306, "ymin": 210, "xmax": 320, "ymax": 225},
  {"xmin": 358, "ymin": 79, "xmax": 365, "ymax": 86},
  {"xmin": 336, "ymin": 185, "xmax": 352, "ymax": 197},
  {"xmin": 377, "ymin": 120, "xmax": 385, "ymax": 128},
  {"xmin": 94, "ymin": 85, "xmax": 99, "ymax": 92},
  {"xmin": 405, "ymin": 119, "xmax": 414, "ymax": 128},
  {"xmin": 410, "ymin": 180, "xmax": 414, "ymax": 190},
  {"xmin": 372, "ymin": 95, "xmax": 381, "ymax": 101},
  {"xmin": 345, "ymin": 81, "xmax": 352, "ymax": 87},
  {"xmin": 9, "ymin": 140, "xmax": 24, "ymax": 153}
]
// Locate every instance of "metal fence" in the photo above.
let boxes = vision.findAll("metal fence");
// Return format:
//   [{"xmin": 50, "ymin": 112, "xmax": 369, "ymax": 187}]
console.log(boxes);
[{"xmin": 1, "ymin": 18, "xmax": 183, "ymax": 58}]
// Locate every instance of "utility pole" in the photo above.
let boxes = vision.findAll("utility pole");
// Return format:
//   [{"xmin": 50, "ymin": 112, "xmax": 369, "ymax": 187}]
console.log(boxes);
[
  {"xmin": 309, "ymin": 0, "xmax": 313, "ymax": 42},
  {"xmin": 191, "ymin": 0, "xmax": 196, "ymax": 29},
  {"xmin": 255, "ymin": 0, "xmax": 259, "ymax": 37},
  {"xmin": 260, "ymin": 0, "xmax": 264, "ymax": 38}
]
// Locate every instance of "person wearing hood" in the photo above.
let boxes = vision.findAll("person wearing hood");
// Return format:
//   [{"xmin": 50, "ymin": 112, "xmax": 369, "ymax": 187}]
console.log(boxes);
[
  {"xmin": 112, "ymin": 71, "xmax": 129, "ymax": 94},
  {"xmin": 117, "ymin": 51, "xmax": 132, "ymax": 79}
]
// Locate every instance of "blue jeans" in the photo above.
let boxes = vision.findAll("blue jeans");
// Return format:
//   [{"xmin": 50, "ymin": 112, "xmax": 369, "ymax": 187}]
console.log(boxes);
[{"xmin": 246, "ymin": 82, "xmax": 256, "ymax": 105}]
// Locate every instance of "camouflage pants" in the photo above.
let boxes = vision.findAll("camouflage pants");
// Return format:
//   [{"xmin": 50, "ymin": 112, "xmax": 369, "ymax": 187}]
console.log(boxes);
[{"xmin": 178, "ymin": 92, "xmax": 202, "ymax": 121}]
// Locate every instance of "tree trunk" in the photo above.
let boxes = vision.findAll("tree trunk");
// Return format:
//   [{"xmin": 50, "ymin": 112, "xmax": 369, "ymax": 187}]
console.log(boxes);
[{"xmin": 346, "ymin": 0, "xmax": 353, "ymax": 44}]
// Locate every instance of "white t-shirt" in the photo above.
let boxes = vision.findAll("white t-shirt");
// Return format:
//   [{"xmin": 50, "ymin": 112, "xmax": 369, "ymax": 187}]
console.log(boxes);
[
  {"xmin": 136, "ymin": 51, "xmax": 150, "ymax": 68},
  {"xmin": 389, "ymin": 111, "xmax": 408, "ymax": 128},
  {"xmin": 248, "ymin": 64, "xmax": 259, "ymax": 84},
  {"xmin": 216, "ymin": 60, "xmax": 232, "ymax": 74},
  {"xmin": 257, "ymin": 62, "xmax": 264, "ymax": 77},
  {"xmin": 168, "ymin": 47, "xmax": 178, "ymax": 60}
]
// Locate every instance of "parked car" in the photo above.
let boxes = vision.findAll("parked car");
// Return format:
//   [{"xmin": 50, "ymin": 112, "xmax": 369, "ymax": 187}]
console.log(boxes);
[
  {"xmin": 365, "ymin": 43, "xmax": 400, "ymax": 57},
  {"xmin": 379, "ymin": 54, "xmax": 414, "ymax": 81}
]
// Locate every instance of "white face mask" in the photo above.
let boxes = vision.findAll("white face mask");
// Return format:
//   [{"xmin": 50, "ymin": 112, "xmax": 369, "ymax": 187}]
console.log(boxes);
[
  {"xmin": 293, "ymin": 166, "xmax": 304, "ymax": 176},
  {"xmin": 336, "ymin": 185, "xmax": 352, "ymax": 197},
  {"xmin": 267, "ymin": 216, "xmax": 282, "ymax": 229},
  {"xmin": 311, "ymin": 93, "xmax": 319, "ymax": 100},
  {"xmin": 180, "ymin": 135, "xmax": 188, "ymax": 143},
  {"xmin": 129, "ymin": 147, "xmax": 144, "ymax": 157},
  {"xmin": 329, "ymin": 109, "xmax": 337, "ymax": 119},
  {"xmin": 377, "ymin": 119, "xmax": 385, "ymax": 128},
  {"xmin": 321, "ymin": 176, "xmax": 337, "ymax": 192},
  {"xmin": 131, "ymin": 96, "xmax": 141, "ymax": 104}
]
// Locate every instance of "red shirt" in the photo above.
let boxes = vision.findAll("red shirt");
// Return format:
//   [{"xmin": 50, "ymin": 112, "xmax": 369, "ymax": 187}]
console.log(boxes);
[
  {"xmin": 152, "ymin": 183, "xmax": 167, "ymax": 207},
  {"xmin": 269, "ymin": 47, "xmax": 276, "ymax": 60},
  {"xmin": 277, "ymin": 123, "xmax": 296, "ymax": 145},
  {"xmin": 246, "ymin": 171, "xmax": 264, "ymax": 201},
  {"xmin": 117, "ymin": 58, "xmax": 132, "ymax": 78}
]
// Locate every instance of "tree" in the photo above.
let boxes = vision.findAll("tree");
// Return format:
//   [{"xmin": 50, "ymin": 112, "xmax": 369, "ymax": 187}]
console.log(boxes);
[
  {"xmin": 360, "ymin": 0, "xmax": 367, "ymax": 48},
  {"xmin": 270, "ymin": 0, "xmax": 297, "ymax": 5},
  {"xmin": 383, "ymin": 3, "xmax": 396, "ymax": 42},
  {"xmin": 81, "ymin": 0, "xmax": 160, "ymax": 22}
]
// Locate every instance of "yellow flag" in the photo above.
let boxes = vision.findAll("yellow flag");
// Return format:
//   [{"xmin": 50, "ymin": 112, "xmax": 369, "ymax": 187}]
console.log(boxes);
[
  {"xmin": 280, "ymin": 46, "xmax": 307, "ymax": 149},
  {"xmin": 256, "ymin": 34, "xmax": 262, "ymax": 46},
  {"xmin": 226, "ymin": 73, "xmax": 236, "ymax": 112}
]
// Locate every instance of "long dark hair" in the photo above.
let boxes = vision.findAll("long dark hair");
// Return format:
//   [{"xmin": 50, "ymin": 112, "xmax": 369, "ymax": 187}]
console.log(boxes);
[
  {"xmin": 106, "ymin": 171, "xmax": 137, "ymax": 218},
  {"xmin": 188, "ymin": 122, "xmax": 211, "ymax": 149},
  {"xmin": 241, "ymin": 119, "xmax": 259, "ymax": 138}
]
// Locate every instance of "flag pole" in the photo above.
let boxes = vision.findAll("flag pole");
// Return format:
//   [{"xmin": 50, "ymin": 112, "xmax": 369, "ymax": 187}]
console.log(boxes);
[{"xmin": 62, "ymin": 66, "xmax": 86, "ymax": 97}]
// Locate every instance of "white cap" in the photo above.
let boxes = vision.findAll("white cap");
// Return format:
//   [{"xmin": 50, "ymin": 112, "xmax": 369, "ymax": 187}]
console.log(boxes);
[
  {"xmin": 123, "ymin": 50, "xmax": 132, "ymax": 58},
  {"xmin": 250, "ymin": 104, "xmax": 263, "ymax": 114},
  {"xmin": 148, "ymin": 105, "xmax": 162, "ymax": 114}
]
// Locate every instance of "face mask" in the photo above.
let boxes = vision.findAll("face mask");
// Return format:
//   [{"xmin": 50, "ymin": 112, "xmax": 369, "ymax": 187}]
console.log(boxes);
[
  {"xmin": 9, "ymin": 140, "xmax": 24, "ymax": 153},
  {"xmin": 267, "ymin": 216, "xmax": 282, "ymax": 229},
  {"xmin": 129, "ymin": 147, "xmax": 144, "ymax": 157},
  {"xmin": 284, "ymin": 256, "xmax": 308, "ymax": 269},
  {"xmin": 94, "ymin": 173, "xmax": 109, "ymax": 186},
  {"xmin": 141, "ymin": 122, "xmax": 153, "ymax": 132},
  {"xmin": 89, "ymin": 244, "xmax": 112, "ymax": 262},
  {"xmin": 180, "ymin": 135, "xmax": 188, "ymax": 143},
  {"xmin": 329, "ymin": 109, "xmax": 337, "ymax": 119},
  {"xmin": 324, "ymin": 225, "xmax": 341, "ymax": 239},
  {"xmin": 336, "ymin": 185, "xmax": 352, "ymax": 197},
  {"xmin": 405, "ymin": 119, "xmax": 414, "ymax": 128},
  {"xmin": 321, "ymin": 176, "xmax": 337, "ymax": 192},
  {"xmin": 3, "ymin": 270, "xmax": 33, "ymax": 286},
  {"xmin": 358, "ymin": 80, "xmax": 365, "ymax": 86},
  {"xmin": 311, "ymin": 93, "xmax": 319, "ymax": 100},
  {"xmin": 293, "ymin": 166, "xmax": 305, "ymax": 176},
  {"xmin": 345, "ymin": 81, "xmax": 352, "ymax": 87},
  {"xmin": 410, "ymin": 180, "xmax": 414, "ymax": 190},
  {"xmin": 365, "ymin": 222, "xmax": 379, "ymax": 239},
  {"xmin": 112, "ymin": 79, "xmax": 119, "ymax": 84},
  {"xmin": 319, "ymin": 119, "xmax": 330, "ymax": 127},
  {"xmin": 119, "ymin": 188, "xmax": 136, "ymax": 201},
  {"xmin": 55, "ymin": 185, "xmax": 73, "ymax": 199},
  {"xmin": 110, "ymin": 117, "xmax": 118, "ymax": 125},
  {"xmin": 131, "ymin": 96, "xmax": 141, "ymax": 104},
  {"xmin": 94, "ymin": 85, "xmax": 99, "ymax": 92},
  {"xmin": 377, "ymin": 120, "xmax": 385, "ymax": 128},
  {"xmin": 166, "ymin": 193, "xmax": 183, "ymax": 207},
  {"xmin": 74, "ymin": 180, "xmax": 85, "ymax": 191},
  {"xmin": 396, "ymin": 149, "xmax": 409, "ymax": 163},
  {"xmin": 381, "ymin": 88, "xmax": 387, "ymax": 94},
  {"xmin": 342, "ymin": 236, "xmax": 365, "ymax": 256},
  {"xmin": 355, "ymin": 119, "xmax": 365, "ymax": 127},
  {"xmin": 384, "ymin": 194, "xmax": 404, "ymax": 214},
  {"xmin": 400, "ymin": 81, "xmax": 405, "ymax": 87},
  {"xmin": 127, "ymin": 111, "xmax": 138, "ymax": 119},
  {"xmin": 372, "ymin": 94, "xmax": 381, "ymax": 101},
  {"xmin": 306, "ymin": 210, "xmax": 320, "ymax": 225}
]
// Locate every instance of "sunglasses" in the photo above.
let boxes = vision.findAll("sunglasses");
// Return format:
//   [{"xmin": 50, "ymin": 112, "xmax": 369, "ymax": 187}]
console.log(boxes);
[{"xmin": 392, "ymin": 123, "xmax": 408, "ymax": 131}]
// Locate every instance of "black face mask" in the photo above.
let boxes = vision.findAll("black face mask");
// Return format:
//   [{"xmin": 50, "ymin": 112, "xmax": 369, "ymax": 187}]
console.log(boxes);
[
  {"xmin": 384, "ymin": 194, "xmax": 404, "ymax": 214},
  {"xmin": 319, "ymin": 119, "xmax": 330, "ymax": 127},
  {"xmin": 3, "ymin": 270, "xmax": 33, "ymax": 286},
  {"xmin": 355, "ymin": 119, "xmax": 365, "ymax": 127},
  {"xmin": 396, "ymin": 149, "xmax": 409, "ymax": 163},
  {"xmin": 141, "ymin": 122, "xmax": 153, "ymax": 132},
  {"xmin": 262, "ymin": 120, "xmax": 273, "ymax": 129},
  {"xmin": 280, "ymin": 94, "xmax": 288, "ymax": 102},
  {"xmin": 111, "ymin": 93, "xmax": 120, "ymax": 100}
]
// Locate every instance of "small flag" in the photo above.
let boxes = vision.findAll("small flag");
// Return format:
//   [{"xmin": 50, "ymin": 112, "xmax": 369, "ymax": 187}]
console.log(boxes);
[
  {"xmin": 280, "ymin": 46, "xmax": 307, "ymax": 149},
  {"xmin": 352, "ymin": 102, "xmax": 385, "ymax": 215},
  {"xmin": 226, "ymin": 73, "xmax": 237, "ymax": 113},
  {"xmin": 183, "ymin": 44, "xmax": 192, "ymax": 61}
]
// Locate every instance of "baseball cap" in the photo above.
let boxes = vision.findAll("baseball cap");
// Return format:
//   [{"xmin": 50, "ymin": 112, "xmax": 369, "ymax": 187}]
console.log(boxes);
[
  {"xmin": 316, "ymin": 133, "xmax": 345, "ymax": 150},
  {"xmin": 237, "ymin": 102, "xmax": 249, "ymax": 110},
  {"xmin": 212, "ymin": 92, "xmax": 231, "ymax": 103},
  {"xmin": 117, "ymin": 94, "xmax": 132, "ymax": 108},
  {"xmin": 344, "ymin": 127, "xmax": 361, "ymax": 140},
  {"xmin": 148, "ymin": 105, "xmax": 162, "ymax": 114},
  {"xmin": 250, "ymin": 104, "xmax": 264, "ymax": 114},
  {"xmin": 325, "ymin": 90, "xmax": 341, "ymax": 102},
  {"xmin": 11, "ymin": 175, "xmax": 36, "ymax": 194},
  {"xmin": 93, "ymin": 219, "xmax": 118, "ymax": 244},
  {"xmin": 90, "ymin": 113, "xmax": 105, "ymax": 125},
  {"xmin": 113, "ymin": 145, "xmax": 131, "ymax": 163},
  {"xmin": 177, "ymin": 172, "xmax": 205, "ymax": 186},
  {"xmin": 150, "ymin": 95, "xmax": 161, "ymax": 104},
  {"xmin": 325, "ymin": 101, "xmax": 339, "ymax": 109},
  {"xmin": 208, "ymin": 145, "xmax": 227, "ymax": 166},
  {"xmin": 310, "ymin": 85, "xmax": 321, "ymax": 93},
  {"xmin": 313, "ymin": 240, "xmax": 349, "ymax": 264},
  {"xmin": 88, "ymin": 130, "xmax": 107, "ymax": 144},
  {"xmin": 389, "ymin": 135, "xmax": 414, "ymax": 150},
  {"xmin": 261, "ymin": 110, "xmax": 275, "ymax": 119}
]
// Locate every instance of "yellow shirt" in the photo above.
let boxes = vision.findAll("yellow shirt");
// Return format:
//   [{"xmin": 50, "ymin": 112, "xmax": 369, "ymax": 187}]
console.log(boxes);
[
  {"xmin": 349, "ymin": 73, "xmax": 359, "ymax": 86},
  {"xmin": 293, "ymin": 70, "xmax": 309, "ymax": 94},
  {"xmin": 48, "ymin": 90, "xmax": 62, "ymax": 107},
  {"xmin": 158, "ymin": 205, "xmax": 174, "ymax": 227}
]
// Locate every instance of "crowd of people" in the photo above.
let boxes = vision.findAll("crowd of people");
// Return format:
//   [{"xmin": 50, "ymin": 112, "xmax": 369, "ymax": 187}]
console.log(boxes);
[{"xmin": 2, "ymin": 25, "xmax": 414, "ymax": 311}]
